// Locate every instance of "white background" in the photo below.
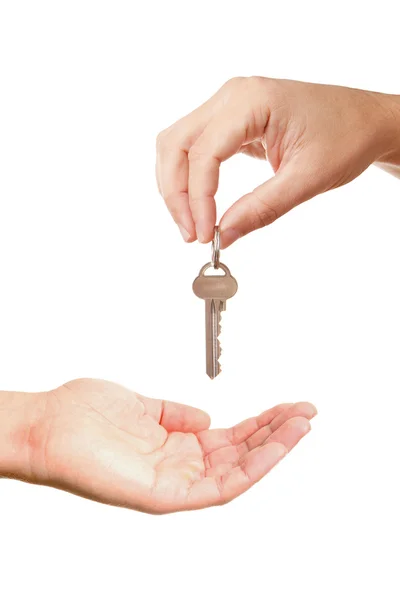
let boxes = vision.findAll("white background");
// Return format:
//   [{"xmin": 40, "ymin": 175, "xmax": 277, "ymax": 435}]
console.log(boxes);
[{"xmin": 1, "ymin": 1, "xmax": 399, "ymax": 598}]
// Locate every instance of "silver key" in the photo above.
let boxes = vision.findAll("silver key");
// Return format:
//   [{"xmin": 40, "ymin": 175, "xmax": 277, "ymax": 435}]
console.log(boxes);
[{"xmin": 193, "ymin": 262, "xmax": 238, "ymax": 379}]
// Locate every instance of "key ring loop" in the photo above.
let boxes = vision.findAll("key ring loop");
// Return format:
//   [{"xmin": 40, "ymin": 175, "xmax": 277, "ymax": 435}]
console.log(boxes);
[{"xmin": 211, "ymin": 226, "xmax": 220, "ymax": 269}]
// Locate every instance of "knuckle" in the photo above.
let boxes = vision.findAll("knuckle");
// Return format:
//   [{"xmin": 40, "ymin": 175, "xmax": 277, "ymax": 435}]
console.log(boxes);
[
  {"xmin": 156, "ymin": 130, "xmax": 167, "ymax": 151},
  {"xmin": 246, "ymin": 75, "xmax": 267, "ymax": 90},
  {"xmin": 223, "ymin": 76, "xmax": 246, "ymax": 90},
  {"xmin": 156, "ymin": 127, "xmax": 173, "ymax": 152},
  {"xmin": 188, "ymin": 145, "xmax": 207, "ymax": 163},
  {"xmin": 246, "ymin": 76, "xmax": 282, "ymax": 108},
  {"xmin": 223, "ymin": 76, "xmax": 267, "ymax": 98},
  {"xmin": 188, "ymin": 194, "xmax": 203, "ymax": 210}
]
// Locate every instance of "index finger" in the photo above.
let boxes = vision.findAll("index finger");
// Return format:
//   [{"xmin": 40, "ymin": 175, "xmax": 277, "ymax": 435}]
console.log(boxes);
[
  {"xmin": 156, "ymin": 138, "xmax": 195, "ymax": 242},
  {"xmin": 156, "ymin": 87, "xmax": 226, "ymax": 242},
  {"xmin": 187, "ymin": 109, "xmax": 255, "ymax": 243}
]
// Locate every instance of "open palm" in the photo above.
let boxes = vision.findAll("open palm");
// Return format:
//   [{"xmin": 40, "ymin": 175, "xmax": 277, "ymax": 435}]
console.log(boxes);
[{"xmin": 37, "ymin": 379, "xmax": 316, "ymax": 513}]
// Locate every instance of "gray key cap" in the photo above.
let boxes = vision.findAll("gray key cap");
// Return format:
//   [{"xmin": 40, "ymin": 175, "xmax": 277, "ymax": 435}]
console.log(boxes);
[{"xmin": 193, "ymin": 262, "xmax": 238, "ymax": 379}]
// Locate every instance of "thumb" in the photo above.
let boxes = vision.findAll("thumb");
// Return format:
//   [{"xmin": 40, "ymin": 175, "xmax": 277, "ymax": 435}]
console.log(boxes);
[
  {"xmin": 142, "ymin": 396, "xmax": 211, "ymax": 433},
  {"xmin": 220, "ymin": 164, "xmax": 319, "ymax": 248}
]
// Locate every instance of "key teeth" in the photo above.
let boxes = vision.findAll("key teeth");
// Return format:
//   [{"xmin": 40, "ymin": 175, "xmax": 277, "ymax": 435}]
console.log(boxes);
[
  {"xmin": 217, "ymin": 310, "xmax": 222, "ymax": 372},
  {"xmin": 206, "ymin": 299, "xmax": 225, "ymax": 379}
]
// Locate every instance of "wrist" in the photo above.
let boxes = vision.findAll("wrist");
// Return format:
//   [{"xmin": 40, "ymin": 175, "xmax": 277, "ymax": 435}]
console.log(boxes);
[
  {"xmin": 370, "ymin": 92, "xmax": 400, "ymax": 166},
  {"xmin": 0, "ymin": 389, "xmax": 47, "ymax": 481}
]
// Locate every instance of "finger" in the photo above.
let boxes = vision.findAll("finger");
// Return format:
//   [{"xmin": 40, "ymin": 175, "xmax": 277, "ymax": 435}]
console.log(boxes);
[
  {"xmin": 219, "ymin": 161, "xmax": 319, "ymax": 248},
  {"xmin": 269, "ymin": 401, "xmax": 317, "ymax": 433},
  {"xmin": 221, "ymin": 442, "xmax": 288, "ymax": 503},
  {"xmin": 264, "ymin": 416, "xmax": 311, "ymax": 452},
  {"xmin": 217, "ymin": 417, "xmax": 311, "ymax": 504},
  {"xmin": 205, "ymin": 402, "xmax": 316, "ymax": 468},
  {"xmin": 188, "ymin": 109, "xmax": 258, "ymax": 243},
  {"xmin": 156, "ymin": 87, "xmax": 226, "ymax": 242},
  {"xmin": 237, "ymin": 402, "xmax": 316, "ymax": 455},
  {"xmin": 197, "ymin": 403, "xmax": 292, "ymax": 455},
  {"xmin": 186, "ymin": 442, "xmax": 287, "ymax": 510},
  {"xmin": 156, "ymin": 145, "xmax": 195, "ymax": 242},
  {"xmin": 142, "ymin": 397, "xmax": 211, "ymax": 433}
]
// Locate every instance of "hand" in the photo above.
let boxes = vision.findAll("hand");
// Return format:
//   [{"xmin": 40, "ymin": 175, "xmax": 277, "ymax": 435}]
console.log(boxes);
[
  {"xmin": 156, "ymin": 77, "xmax": 400, "ymax": 247},
  {"xmin": 5, "ymin": 379, "xmax": 316, "ymax": 513}
]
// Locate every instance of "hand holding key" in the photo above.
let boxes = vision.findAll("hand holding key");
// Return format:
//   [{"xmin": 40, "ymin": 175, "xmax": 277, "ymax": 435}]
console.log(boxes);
[{"xmin": 156, "ymin": 77, "xmax": 400, "ymax": 247}]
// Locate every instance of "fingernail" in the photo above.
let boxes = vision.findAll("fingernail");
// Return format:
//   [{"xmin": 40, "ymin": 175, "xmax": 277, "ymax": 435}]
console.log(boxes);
[
  {"xmin": 178, "ymin": 224, "xmax": 191, "ymax": 242},
  {"xmin": 221, "ymin": 227, "xmax": 241, "ymax": 248}
]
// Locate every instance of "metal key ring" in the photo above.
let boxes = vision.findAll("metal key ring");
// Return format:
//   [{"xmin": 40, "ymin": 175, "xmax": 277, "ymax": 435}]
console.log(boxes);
[{"xmin": 211, "ymin": 226, "xmax": 220, "ymax": 269}]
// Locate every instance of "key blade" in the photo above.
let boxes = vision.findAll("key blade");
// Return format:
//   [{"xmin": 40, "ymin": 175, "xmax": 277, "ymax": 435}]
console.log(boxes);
[{"xmin": 205, "ymin": 299, "xmax": 223, "ymax": 379}]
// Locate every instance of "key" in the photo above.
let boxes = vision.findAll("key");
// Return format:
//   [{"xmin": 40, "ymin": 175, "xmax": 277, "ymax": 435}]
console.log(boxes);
[{"xmin": 193, "ymin": 262, "xmax": 238, "ymax": 379}]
